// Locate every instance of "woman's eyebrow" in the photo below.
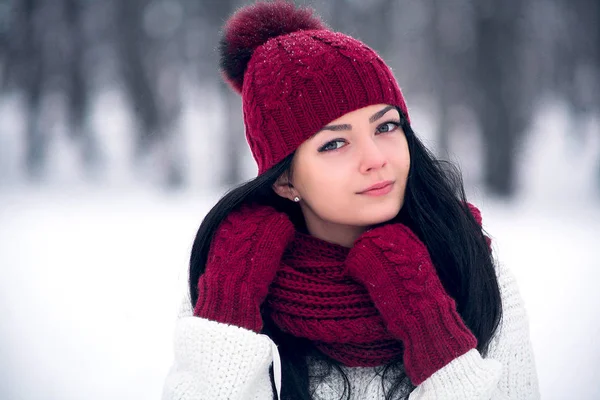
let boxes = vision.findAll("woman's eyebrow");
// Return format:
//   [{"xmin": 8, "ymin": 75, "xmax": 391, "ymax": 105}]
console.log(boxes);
[
  {"xmin": 369, "ymin": 105, "xmax": 396, "ymax": 123},
  {"xmin": 317, "ymin": 105, "xmax": 396, "ymax": 133},
  {"xmin": 319, "ymin": 123, "xmax": 352, "ymax": 132}
]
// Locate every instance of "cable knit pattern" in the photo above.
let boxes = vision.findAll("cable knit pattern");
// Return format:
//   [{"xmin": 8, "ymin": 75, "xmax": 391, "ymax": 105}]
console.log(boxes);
[
  {"xmin": 267, "ymin": 230, "xmax": 404, "ymax": 367},
  {"xmin": 163, "ymin": 260, "xmax": 539, "ymax": 399},
  {"xmin": 194, "ymin": 204, "xmax": 295, "ymax": 332},
  {"xmin": 345, "ymin": 224, "xmax": 478, "ymax": 385}
]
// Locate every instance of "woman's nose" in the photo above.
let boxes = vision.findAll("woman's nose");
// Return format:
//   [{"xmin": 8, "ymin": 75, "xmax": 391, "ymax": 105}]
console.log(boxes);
[{"xmin": 358, "ymin": 138, "xmax": 387, "ymax": 174}]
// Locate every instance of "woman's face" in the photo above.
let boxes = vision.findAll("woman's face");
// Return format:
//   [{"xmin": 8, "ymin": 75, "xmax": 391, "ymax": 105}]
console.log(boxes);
[{"xmin": 276, "ymin": 103, "xmax": 411, "ymax": 245}]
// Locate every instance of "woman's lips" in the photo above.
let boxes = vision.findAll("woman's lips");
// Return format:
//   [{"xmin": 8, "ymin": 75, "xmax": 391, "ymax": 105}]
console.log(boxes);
[{"xmin": 358, "ymin": 181, "xmax": 395, "ymax": 196}]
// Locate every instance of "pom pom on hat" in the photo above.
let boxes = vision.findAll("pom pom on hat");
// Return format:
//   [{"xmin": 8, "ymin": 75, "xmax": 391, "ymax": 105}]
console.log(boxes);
[{"xmin": 219, "ymin": 1, "xmax": 326, "ymax": 93}]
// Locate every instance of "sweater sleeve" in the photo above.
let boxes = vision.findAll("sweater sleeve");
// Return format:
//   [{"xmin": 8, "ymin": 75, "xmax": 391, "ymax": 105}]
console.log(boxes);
[
  {"xmin": 408, "ymin": 262, "xmax": 540, "ymax": 400},
  {"xmin": 162, "ymin": 290, "xmax": 278, "ymax": 400}
]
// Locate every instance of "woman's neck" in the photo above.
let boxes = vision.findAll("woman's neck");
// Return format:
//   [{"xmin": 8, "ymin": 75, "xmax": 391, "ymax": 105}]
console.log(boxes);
[{"xmin": 301, "ymin": 213, "xmax": 366, "ymax": 248}]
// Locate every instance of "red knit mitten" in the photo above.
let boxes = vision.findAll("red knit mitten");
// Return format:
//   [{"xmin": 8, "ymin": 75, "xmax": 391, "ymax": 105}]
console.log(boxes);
[
  {"xmin": 464, "ymin": 201, "xmax": 492, "ymax": 250},
  {"xmin": 345, "ymin": 224, "xmax": 477, "ymax": 385},
  {"xmin": 194, "ymin": 204, "xmax": 296, "ymax": 333}
]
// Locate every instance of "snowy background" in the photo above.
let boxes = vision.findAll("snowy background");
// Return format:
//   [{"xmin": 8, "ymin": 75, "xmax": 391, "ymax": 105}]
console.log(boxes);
[
  {"xmin": 1, "ymin": 95, "xmax": 599, "ymax": 400},
  {"xmin": 1, "ymin": 0, "xmax": 599, "ymax": 399}
]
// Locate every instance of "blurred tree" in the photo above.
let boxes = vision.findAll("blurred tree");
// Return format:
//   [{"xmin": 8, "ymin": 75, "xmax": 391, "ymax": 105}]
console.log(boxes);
[
  {"xmin": 472, "ymin": 0, "xmax": 529, "ymax": 197},
  {"xmin": 198, "ymin": 0, "xmax": 246, "ymax": 187},
  {"xmin": 114, "ymin": 0, "xmax": 161, "ymax": 157},
  {"xmin": 0, "ymin": 1, "xmax": 9, "ymax": 87},
  {"xmin": 6, "ymin": 0, "xmax": 46, "ymax": 179},
  {"xmin": 554, "ymin": 0, "xmax": 600, "ymax": 120},
  {"xmin": 63, "ymin": 0, "xmax": 99, "ymax": 174},
  {"xmin": 555, "ymin": 0, "xmax": 600, "ymax": 189},
  {"xmin": 114, "ymin": 0, "xmax": 184, "ymax": 188},
  {"xmin": 429, "ymin": 0, "xmax": 452, "ymax": 158}
]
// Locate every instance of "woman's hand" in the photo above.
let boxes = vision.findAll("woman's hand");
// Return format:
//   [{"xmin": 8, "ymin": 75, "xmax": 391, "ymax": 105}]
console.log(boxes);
[
  {"xmin": 194, "ymin": 204, "xmax": 296, "ymax": 333},
  {"xmin": 345, "ymin": 223, "xmax": 477, "ymax": 385}
]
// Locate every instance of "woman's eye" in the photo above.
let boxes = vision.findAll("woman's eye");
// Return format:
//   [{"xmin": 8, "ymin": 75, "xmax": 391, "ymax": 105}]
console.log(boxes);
[
  {"xmin": 377, "ymin": 121, "xmax": 400, "ymax": 134},
  {"xmin": 319, "ymin": 139, "xmax": 346, "ymax": 152}
]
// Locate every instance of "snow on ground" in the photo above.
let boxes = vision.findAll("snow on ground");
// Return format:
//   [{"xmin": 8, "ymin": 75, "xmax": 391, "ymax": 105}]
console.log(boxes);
[
  {"xmin": 0, "ymin": 186, "xmax": 598, "ymax": 400},
  {"xmin": 483, "ymin": 199, "xmax": 600, "ymax": 400},
  {"xmin": 0, "ymin": 187, "xmax": 218, "ymax": 400}
]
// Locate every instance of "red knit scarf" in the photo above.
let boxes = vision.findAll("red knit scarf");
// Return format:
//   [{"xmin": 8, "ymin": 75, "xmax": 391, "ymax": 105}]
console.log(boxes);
[{"xmin": 265, "ymin": 230, "xmax": 403, "ymax": 367}]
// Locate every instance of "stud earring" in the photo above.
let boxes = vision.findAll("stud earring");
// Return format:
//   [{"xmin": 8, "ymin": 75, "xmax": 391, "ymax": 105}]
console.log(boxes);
[{"xmin": 293, "ymin": 196, "xmax": 300, "ymax": 202}]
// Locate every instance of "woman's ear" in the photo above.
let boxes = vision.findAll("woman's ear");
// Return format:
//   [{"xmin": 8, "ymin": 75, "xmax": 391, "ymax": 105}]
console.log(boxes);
[{"xmin": 272, "ymin": 173, "xmax": 297, "ymax": 201}]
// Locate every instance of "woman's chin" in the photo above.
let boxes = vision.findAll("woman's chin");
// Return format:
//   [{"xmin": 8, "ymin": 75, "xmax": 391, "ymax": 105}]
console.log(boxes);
[{"xmin": 354, "ymin": 205, "xmax": 401, "ymax": 227}]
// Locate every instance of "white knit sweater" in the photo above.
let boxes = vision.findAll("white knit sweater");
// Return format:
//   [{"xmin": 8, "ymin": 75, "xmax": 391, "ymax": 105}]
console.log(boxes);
[{"xmin": 162, "ymin": 262, "xmax": 540, "ymax": 399}]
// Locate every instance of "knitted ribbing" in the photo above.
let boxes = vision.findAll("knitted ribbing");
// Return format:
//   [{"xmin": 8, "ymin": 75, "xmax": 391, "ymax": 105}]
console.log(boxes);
[{"xmin": 266, "ymin": 230, "xmax": 404, "ymax": 367}]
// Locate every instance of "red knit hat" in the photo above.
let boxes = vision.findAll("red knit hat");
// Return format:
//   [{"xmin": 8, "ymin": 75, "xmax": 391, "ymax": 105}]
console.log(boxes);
[{"xmin": 220, "ymin": 1, "xmax": 410, "ymax": 175}]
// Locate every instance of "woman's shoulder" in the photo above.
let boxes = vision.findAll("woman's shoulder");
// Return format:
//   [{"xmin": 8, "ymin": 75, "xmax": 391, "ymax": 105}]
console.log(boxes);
[
  {"xmin": 489, "ymin": 260, "xmax": 532, "ymax": 347},
  {"xmin": 493, "ymin": 261, "xmax": 527, "ymax": 314}
]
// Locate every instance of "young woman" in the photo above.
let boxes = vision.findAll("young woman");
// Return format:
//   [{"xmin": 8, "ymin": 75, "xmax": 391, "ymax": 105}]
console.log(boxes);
[{"xmin": 162, "ymin": 2, "xmax": 539, "ymax": 399}]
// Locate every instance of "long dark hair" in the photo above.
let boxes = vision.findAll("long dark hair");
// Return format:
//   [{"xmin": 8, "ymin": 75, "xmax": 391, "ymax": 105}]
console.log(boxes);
[{"xmin": 188, "ymin": 108, "xmax": 502, "ymax": 399}]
